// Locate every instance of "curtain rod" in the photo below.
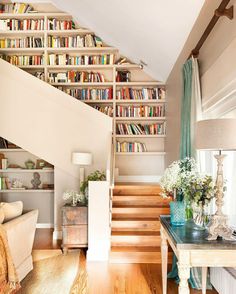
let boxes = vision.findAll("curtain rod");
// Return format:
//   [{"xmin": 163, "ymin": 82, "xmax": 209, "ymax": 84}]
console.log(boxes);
[{"xmin": 188, "ymin": 0, "xmax": 233, "ymax": 59}]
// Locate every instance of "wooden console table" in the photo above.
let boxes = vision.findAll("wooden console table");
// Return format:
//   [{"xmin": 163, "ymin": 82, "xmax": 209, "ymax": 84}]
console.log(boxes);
[{"xmin": 160, "ymin": 215, "xmax": 236, "ymax": 294}]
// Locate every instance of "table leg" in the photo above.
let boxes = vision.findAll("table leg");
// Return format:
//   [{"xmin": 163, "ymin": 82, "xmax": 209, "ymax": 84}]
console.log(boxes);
[
  {"xmin": 160, "ymin": 226, "xmax": 168, "ymax": 294},
  {"xmin": 202, "ymin": 267, "xmax": 207, "ymax": 294},
  {"xmin": 177, "ymin": 252, "xmax": 190, "ymax": 294}
]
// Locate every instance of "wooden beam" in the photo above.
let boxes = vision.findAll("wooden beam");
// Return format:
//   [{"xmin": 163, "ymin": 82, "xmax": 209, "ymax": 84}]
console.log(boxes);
[{"xmin": 188, "ymin": 0, "xmax": 233, "ymax": 59}]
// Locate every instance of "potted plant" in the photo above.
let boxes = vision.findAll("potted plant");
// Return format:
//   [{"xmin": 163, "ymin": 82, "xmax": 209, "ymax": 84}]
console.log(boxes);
[{"xmin": 80, "ymin": 170, "xmax": 106, "ymax": 197}]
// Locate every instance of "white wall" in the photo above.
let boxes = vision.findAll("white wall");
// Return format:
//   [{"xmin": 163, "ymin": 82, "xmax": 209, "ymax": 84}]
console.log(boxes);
[{"xmin": 0, "ymin": 59, "xmax": 113, "ymax": 178}]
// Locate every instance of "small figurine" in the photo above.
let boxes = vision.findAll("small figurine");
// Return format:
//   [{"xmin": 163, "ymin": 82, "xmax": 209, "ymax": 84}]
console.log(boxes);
[
  {"xmin": 31, "ymin": 172, "xmax": 41, "ymax": 189},
  {"xmin": 25, "ymin": 159, "xmax": 35, "ymax": 169}
]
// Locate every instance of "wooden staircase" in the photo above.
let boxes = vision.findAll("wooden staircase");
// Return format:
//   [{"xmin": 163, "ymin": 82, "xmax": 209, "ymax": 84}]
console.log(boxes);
[{"xmin": 110, "ymin": 183, "xmax": 172, "ymax": 263}]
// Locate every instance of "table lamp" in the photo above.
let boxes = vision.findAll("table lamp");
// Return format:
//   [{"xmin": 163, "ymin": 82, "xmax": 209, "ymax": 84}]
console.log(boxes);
[
  {"xmin": 195, "ymin": 118, "xmax": 236, "ymax": 240},
  {"xmin": 72, "ymin": 152, "xmax": 92, "ymax": 187}
]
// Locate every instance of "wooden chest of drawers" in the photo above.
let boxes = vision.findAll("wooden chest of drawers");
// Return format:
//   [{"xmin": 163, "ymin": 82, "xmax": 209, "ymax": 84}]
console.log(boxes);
[{"xmin": 61, "ymin": 206, "xmax": 88, "ymax": 253}]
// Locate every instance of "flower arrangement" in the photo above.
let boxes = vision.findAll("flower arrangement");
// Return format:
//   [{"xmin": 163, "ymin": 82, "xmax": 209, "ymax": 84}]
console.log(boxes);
[
  {"xmin": 63, "ymin": 190, "xmax": 87, "ymax": 206},
  {"xmin": 160, "ymin": 157, "xmax": 197, "ymax": 200},
  {"xmin": 160, "ymin": 157, "xmax": 215, "ymax": 207}
]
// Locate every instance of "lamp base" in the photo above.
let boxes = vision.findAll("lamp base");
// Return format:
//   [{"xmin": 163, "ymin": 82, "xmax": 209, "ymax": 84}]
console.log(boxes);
[{"xmin": 207, "ymin": 214, "xmax": 235, "ymax": 241}]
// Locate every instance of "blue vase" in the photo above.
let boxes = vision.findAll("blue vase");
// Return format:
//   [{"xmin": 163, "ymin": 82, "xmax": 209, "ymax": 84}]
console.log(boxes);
[{"xmin": 170, "ymin": 201, "xmax": 185, "ymax": 226}]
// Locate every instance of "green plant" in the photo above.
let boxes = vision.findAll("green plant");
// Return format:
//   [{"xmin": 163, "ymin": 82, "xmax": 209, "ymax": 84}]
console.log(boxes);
[{"xmin": 80, "ymin": 170, "xmax": 106, "ymax": 196}]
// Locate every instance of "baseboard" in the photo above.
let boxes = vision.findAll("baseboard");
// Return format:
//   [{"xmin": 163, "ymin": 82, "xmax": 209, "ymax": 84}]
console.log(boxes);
[
  {"xmin": 36, "ymin": 223, "xmax": 54, "ymax": 229},
  {"xmin": 53, "ymin": 229, "xmax": 62, "ymax": 240},
  {"xmin": 115, "ymin": 175, "xmax": 161, "ymax": 183}
]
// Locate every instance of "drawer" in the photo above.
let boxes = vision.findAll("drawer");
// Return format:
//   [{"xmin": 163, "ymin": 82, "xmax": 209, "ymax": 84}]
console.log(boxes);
[
  {"xmin": 62, "ymin": 206, "xmax": 87, "ymax": 225},
  {"xmin": 62, "ymin": 225, "xmax": 87, "ymax": 245}
]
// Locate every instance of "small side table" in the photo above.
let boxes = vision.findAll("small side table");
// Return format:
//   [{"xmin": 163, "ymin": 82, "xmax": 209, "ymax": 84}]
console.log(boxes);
[{"xmin": 61, "ymin": 205, "xmax": 88, "ymax": 254}]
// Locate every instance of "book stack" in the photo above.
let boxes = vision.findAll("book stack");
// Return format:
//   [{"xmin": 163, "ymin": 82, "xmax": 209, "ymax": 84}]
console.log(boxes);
[
  {"xmin": 60, "ymin": 88, "xmax": 113, "ymax": 101},
  {"xmin": 0, "ymin": 19, "xmax": 44, "ymax": 31},
  {"xmin": 116, "ymin": 88, "xmax": 165, "ymax": 100},
  {"xmin": 116, "ymin": 105, "xmax": 165, "ymax": 117},
  {"xmin": 92, "ymin": 105, "xmax": 113, "ymax": 116},
  {"xmin": 47, "ymin": 19, "xmax": 75, "ymax": 30},
  {"xmin": 116, "ymin": 141, "xmax": 147, "ymax": 153},
  {"xmin": 0, "ymin": 177, "xmax": 11, "ymax": 190},
  {"xmin": 4, "ymin": 55, "xmax": 44, "ymax": 65},
  {"xmin": 116, "ymin": 70, "xmax": 131, "ymax": 82},
  {"xmin": 0, "ymin": 3, "xmax": 33, "ymax": 14},
  {"xmin": 48, "ymin": 53, "xmax": 114, "ymax": 66},
  {"xmin": 48, "ymin": 71, "xmax": 105, "ymax": 83},
  {"xmin": 116, "ymin": 122, "xmax": 166, "ymax": 135},
  {"xmin": 48, "ymin": 34, "xmax": 103, "ymax": 48},
  {"xmin": 33, "ymin": 71, "xmax": 45, "ymax": 80},
  {"xmin": 0, "ymin": 37, "xmax": 43, "ymax": 48}
]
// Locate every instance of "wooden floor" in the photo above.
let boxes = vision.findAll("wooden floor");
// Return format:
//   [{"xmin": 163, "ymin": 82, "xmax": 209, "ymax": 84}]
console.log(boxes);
[{"xmin": 31, "ymin": 229, "xmax": 218, "ymax": 294}]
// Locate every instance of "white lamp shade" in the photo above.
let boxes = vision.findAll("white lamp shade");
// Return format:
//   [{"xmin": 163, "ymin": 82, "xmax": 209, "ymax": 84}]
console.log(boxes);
[
  {"xmin": 195, "ymin": 118, "xmax": 236, "ymax": 151},
  {"xmin": 72, "ymin": 152, "xmax": 92, "ymax": 165}
]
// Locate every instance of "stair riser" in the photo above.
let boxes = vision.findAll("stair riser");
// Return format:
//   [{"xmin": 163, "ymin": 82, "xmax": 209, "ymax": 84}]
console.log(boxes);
[
  {"xmin": 111, "ymin": 220, "xmax": 160, "ymax": 231},
  {"xmin": 112, "ymin": 207, "xmax": 169, "ymax": 217},
  {"xmin": 113, "ymin": 186, "xmax": 161, "ymax": 196},
  {"xmin": 109, "ymin": 252, "xmax": 173, "ymax": 264},
  {"xmin": 113, "ymin": 196, "xmax": 170, "ymax": 207},
  {"xmin": 111, "ymin": 235, "xmax": 160, "ymax": 246}
]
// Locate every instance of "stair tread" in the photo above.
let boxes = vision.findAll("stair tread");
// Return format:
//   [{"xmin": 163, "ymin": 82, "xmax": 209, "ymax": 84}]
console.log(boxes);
[
  {"xmin": 111, "ymin": 231, "xmax": 160, "ymax": 236},
  {"xmin": 112, "ymin": 204, "xmax": 169, "ymax": 208},
  {"xmin": 112, "ymin": 217, "xmax": 160, "ymax": 221},
  {"xmin": 111, "ymin": 246, "xmax": 161, "ymax": 252}
]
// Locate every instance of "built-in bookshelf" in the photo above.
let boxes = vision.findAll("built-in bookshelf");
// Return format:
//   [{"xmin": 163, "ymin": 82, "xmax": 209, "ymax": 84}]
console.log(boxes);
[{"xmin": 0, "ymin": 8, "xmax": 166, "ymax": 160}]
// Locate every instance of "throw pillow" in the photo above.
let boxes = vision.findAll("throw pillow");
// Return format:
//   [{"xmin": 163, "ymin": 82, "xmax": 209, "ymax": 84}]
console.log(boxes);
[
  {"xmin": 0, "ymin": 201, "xmax": 23, "ymax": 222},
  {"xmin": 0, "ymin": 207, "xmax": 4, "ymax": 224}
]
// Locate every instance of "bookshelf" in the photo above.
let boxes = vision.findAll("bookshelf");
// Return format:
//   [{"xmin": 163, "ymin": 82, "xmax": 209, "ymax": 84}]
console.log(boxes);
[
  {"xmin": 0, "ymin": 8, "xmax": 166, "ymax": 171},
  {"xmin": 0, "ymin": 144, "xmax": 55, "ymax": 225}
]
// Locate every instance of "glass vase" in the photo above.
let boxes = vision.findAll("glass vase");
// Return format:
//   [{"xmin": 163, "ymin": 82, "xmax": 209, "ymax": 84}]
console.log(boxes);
[
  {"xmin": 170, "ymin": 201, "xmax": 186, "ymax": 226},
  {"xmin": 192, "ymin": 203, "xmax": 209, "ymax": 230}
]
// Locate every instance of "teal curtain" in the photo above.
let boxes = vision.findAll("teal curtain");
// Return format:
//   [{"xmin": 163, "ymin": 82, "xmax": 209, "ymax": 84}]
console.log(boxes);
[
  {"xmin": 168, "ymin": 58, "xmax": 211, "ymax": 290},
  {"xmin": 180, "ymin": 59, "xmax": 192, "ymax": 159}
]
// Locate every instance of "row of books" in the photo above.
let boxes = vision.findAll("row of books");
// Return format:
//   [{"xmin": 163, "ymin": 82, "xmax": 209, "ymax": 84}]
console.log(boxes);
[
  {"xmin": 48, "ymin": 53, "xmax": 114, "ymax": 66},
  {"xmin": 47, "ymin": 19, "xmax": 75, "ymax": 31},
  {"xmin": 0, "ymin": 37, "xmax": 43, "ymax": 48},
  {"xmin": 0, "ymin": 19, "xmax": 44, "ymax": 31},
  {"xmin": 3, "ymin": 54, "xmax": 43, "ymax": 65},
  {"xmin": 59, "ymin": 88, "xmax": 113, "ymax": 101},
  {"xmin": 116, "ymin": 88, "xmax": 165, "ymax": 100},
  {"xmin": 48, "ymin": 71, "xmax": 105, "ymax": 83},
  {"xmin": 116, "ymin": 141, "xmax": 147, "ymax": 153},
  {"xmin": 116, "ymin": 105, "xmax": 165, "ymax": 118},
  {"xmin": 116, "ymin": 123, "xmax": 166, "ymax": 135},
  {"xmin": 47, "ymin": 34, "xmax": 102, "ymax": 48},
  {"xmin": 92, "ymin": 105, "xmax": 113, "ymax": 116},
  {"xmin": 0, "ymin": 3, "xmax": 33, "ymax": 14}
]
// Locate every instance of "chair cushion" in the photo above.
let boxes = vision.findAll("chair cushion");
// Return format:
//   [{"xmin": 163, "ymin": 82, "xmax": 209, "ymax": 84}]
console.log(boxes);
[
  {"xmin": 0, "ymin": 201, "xmax": 23, "ymax": 222},
  {"xmin": 0, "ymin": 207, "xmax": 4, "ymax": 224}
]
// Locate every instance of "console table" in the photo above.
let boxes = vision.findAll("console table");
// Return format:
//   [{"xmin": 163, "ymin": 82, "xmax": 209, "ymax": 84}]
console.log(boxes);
[{"xmin": 160, "ymin": 215, "xmax": 236, "ymax": 294}]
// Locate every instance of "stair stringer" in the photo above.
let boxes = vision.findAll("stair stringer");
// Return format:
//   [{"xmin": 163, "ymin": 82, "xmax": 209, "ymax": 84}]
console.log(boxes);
[{"xmin": 0, "ymin": 58, "xmax": 113, "ymax": 178}]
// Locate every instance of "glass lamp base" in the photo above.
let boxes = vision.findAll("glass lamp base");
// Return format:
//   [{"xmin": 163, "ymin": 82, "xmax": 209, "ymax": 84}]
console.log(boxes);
[{"xmin": 170, "ymin": 201, "xmax": 185, "ymax": 227}]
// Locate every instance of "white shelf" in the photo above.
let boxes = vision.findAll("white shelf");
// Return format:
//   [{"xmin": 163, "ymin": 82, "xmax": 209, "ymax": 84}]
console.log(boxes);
[
  {"xmin": 115, "ymin": 117, "xmax": 166, "ymax": 121},
  {"xmin": 116, "ymin": 82, "xmax": 165, "ymax": 87},
  {"xmin": 0, "ymin": 169, "xmax": 54, "ymax": 173},
  {"xmin": 115, "ymin": 99, "xmax": 166, "ymax": 104},
  {"xmin": 83, "ymin": 100, "xmax": 113, "ymax": 104},
  {"xmin": 0, "ymin": 30, "xmax": 45, "ymax": 36},
  {"xmin": 0, "ymin": 189, "xmax": 54, "ymax": 193},
  {"xmin": 19, "ymin": 65, "xmax": 44, "ymax": 69},
  {"xmin": 47, "ymin": 29, "xmax": 93, "ymax": 35},
  {"xmin": 0, "ymin": 47, "xmax": 45, "ymax": 53},
  {"xmin": 47, "ymin": 47, "xmax": 118, "ymax": 53},
  {"xmin": 47, "ymin": 64, "xmax": 114, "ymax": 70},
  {"xmin": 51, "ymin": 82, "xmax": 113, "ymax": 87},
  {"xmin": 0, "ymin": 149, "xmax": 26, "ymax": 152},
  {"xmin": 115, "ymin": 135, "xmax": 166, "ymax": 138},
  {"xmin": 0, "ymin": 13, "xmax": 71, "ymax": 19},
  {"xmin": 115, "ymin": 152, "xmax": 166, "ymax": 156}
]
